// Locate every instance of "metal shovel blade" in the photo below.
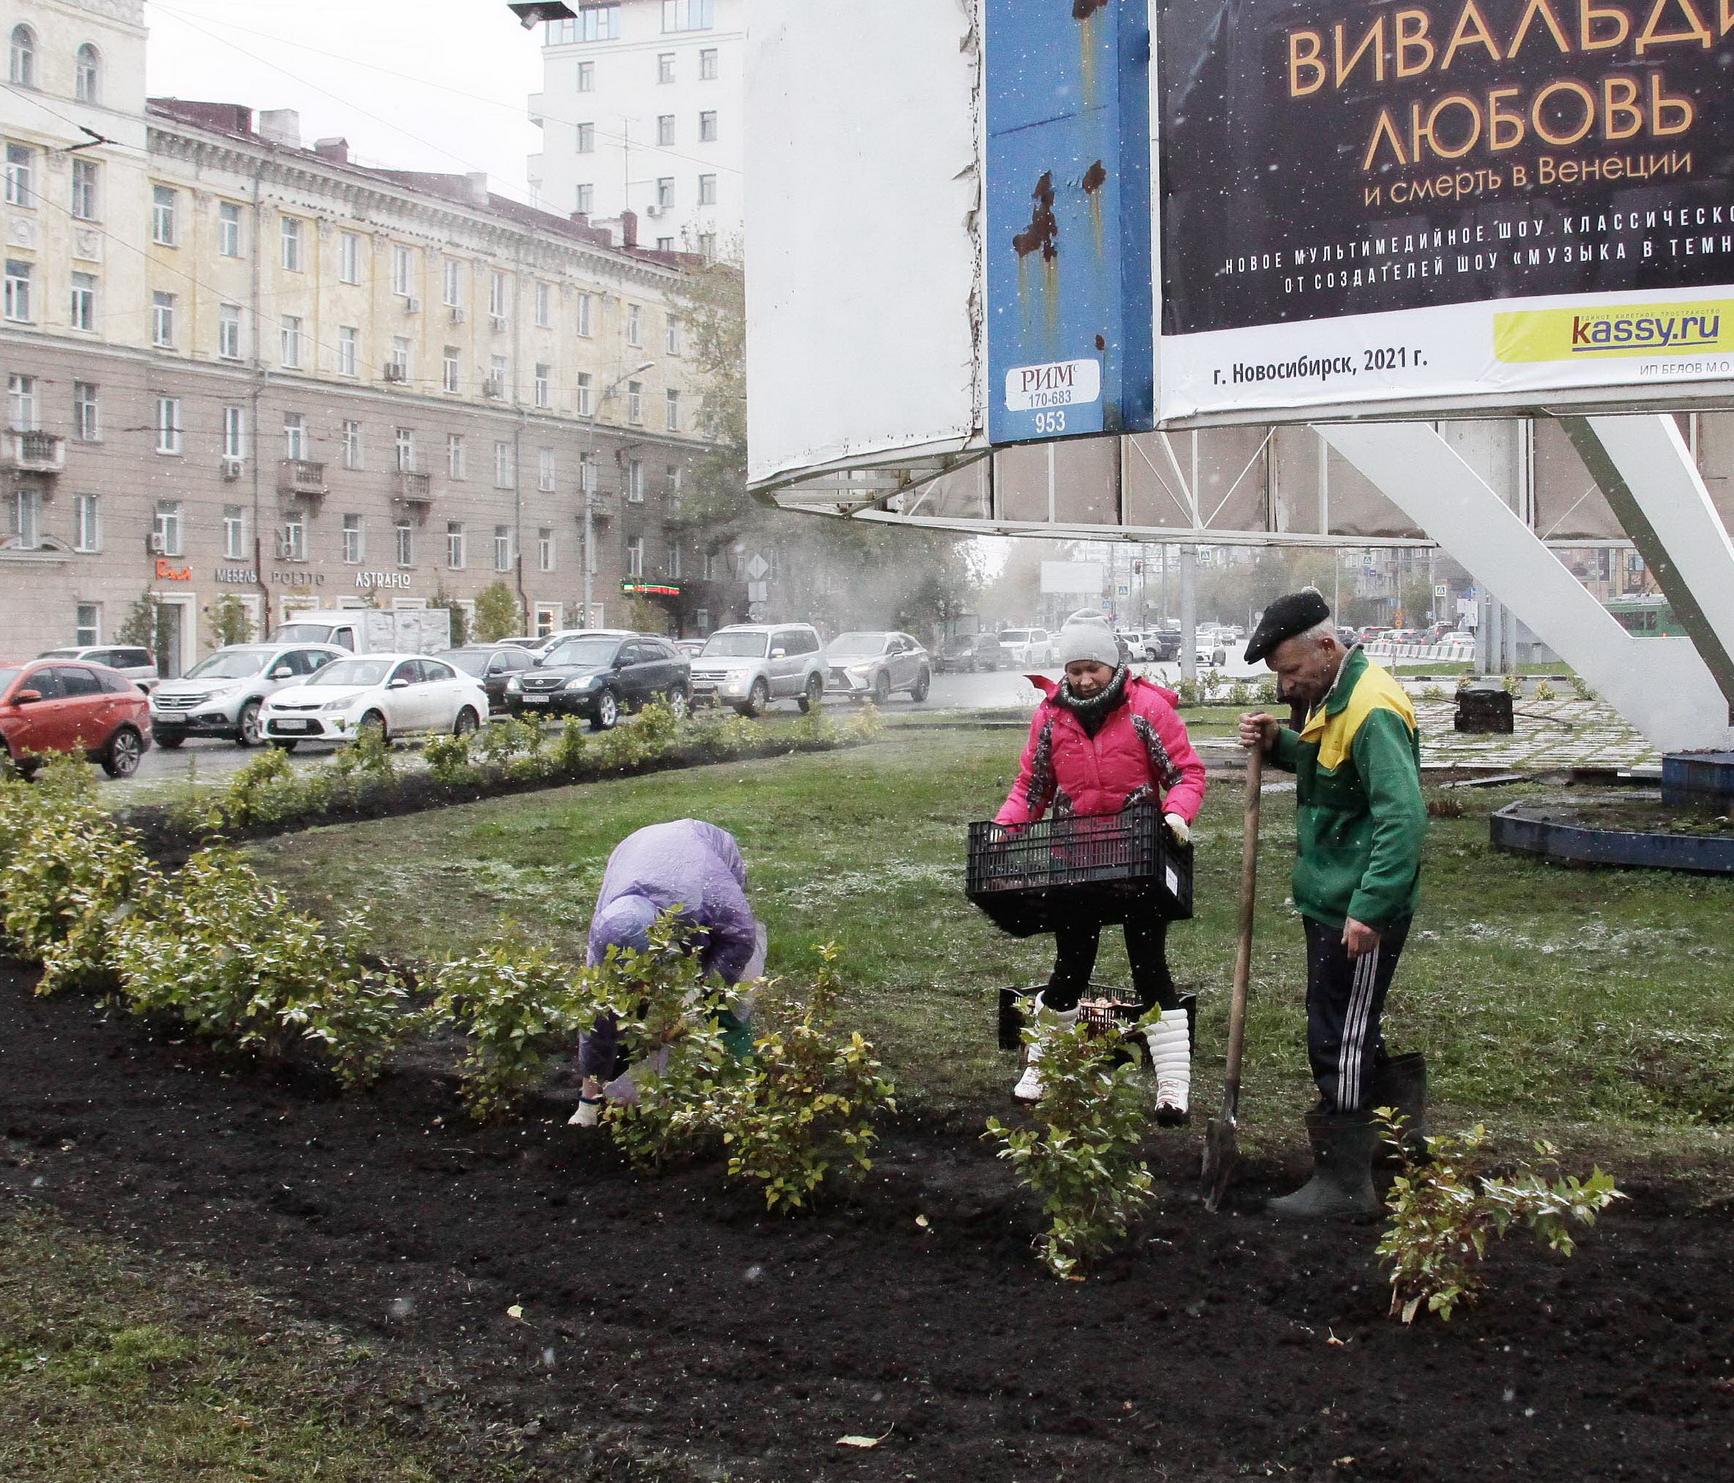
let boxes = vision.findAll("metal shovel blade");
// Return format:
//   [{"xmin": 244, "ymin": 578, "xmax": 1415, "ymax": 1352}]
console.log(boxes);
[{"xmin": 1201, "ymin": 1099, "xmax": 1238, "ymax": 1213}]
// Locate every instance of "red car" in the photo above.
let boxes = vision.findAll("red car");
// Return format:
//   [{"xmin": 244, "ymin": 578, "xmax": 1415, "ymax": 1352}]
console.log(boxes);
[{"xmin": 0, "ymin": 658, "xmax": 153, "ymax": 779}]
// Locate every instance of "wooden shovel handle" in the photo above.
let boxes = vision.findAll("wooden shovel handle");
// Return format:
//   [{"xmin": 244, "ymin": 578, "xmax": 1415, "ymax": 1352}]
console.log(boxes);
[{"xmin": 1221, "ymin": 744, "xmax": 1263, "ymax": 1104}]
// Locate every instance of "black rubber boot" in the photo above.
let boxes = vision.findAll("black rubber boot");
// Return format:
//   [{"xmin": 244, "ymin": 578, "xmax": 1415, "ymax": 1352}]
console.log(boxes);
[
  {"xmin": 1267, "ymin": 1111, "xmax": 1381, "ymax": 1220},
  {"xmin": 1370, "ymin": 1052, "xmax": 1429, "ymax": 1167}
]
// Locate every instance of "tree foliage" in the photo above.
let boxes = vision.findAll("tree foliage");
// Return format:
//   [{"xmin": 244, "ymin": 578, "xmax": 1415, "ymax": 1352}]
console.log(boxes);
[{"xmin": 472, "ymin": 580, "xmax": 521, "ymax": 642}]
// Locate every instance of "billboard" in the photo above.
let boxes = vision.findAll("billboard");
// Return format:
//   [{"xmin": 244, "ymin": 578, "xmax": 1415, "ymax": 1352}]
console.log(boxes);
[
  {"xmin": 1041, "ymin": 560, "xmax": 1108, "ymax": 595},
  {"xmin": 1154, "ymin": 0, "xmax": 1734, "ymax": 424}
]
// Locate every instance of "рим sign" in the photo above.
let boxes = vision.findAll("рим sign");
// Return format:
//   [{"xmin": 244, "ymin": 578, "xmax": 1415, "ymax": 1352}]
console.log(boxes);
[{"xmin": 1005, "ymin": 358, "xmax": 1103, "ymax": 414}]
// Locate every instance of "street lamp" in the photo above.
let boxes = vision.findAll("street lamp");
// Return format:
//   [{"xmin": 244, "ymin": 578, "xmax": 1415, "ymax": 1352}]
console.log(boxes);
[{"xmin": 582, "ymin": 361, "xmax": 654, "ymax": 627}]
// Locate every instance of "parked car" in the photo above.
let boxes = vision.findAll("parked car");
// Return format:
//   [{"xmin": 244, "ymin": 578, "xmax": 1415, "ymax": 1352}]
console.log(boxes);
[
  {"xmin": 823, "ymin": 631, "xmax": 932, "ymax": 703},
  {"xmin": 1146, "ymin": 626, "xmax": 1182, "ymax": 662},
  {"xmin": 270, "ymin": 608, "xmax": 450, "ymax": 654},
  {"xmin": 1195, "ymin": 634, "xmax": 1229, "ymax": 667},
  {"xmin": 936, "ymin": 633, "xmax": 1008, "ymax": 673},
  {"xmin": 37, "ymin": 645, "xmax": 158, "ymax": 693},
  {"xmin": 672, "ymin": 638, "xmax": 707, "ymax": 658},
  {"xmin": 505, "ymin": 633, "xmax": 691, "ymax": 730},
  {"xmin": 150, "ymin": 642, "xmax": 347, "ymax": 748},
  {"xmin": 436, "ymin": 645, "xmax": 537, "ymax": 715},
  {"xmin": 997, "ymin": 627, "xmax": 1054, "ymax": 667},
  {"xmin": 689, "ymin": 623, "xmax": 827, "ymax": 716},
  {"xmin": 0, "ymin": 658, "xmax": 152, "ymax": 778},
  {"xmin": 493, "ymin": 635, "xmax": 550, "ymax": 652},
  {"xmin": 260, "ymin": 653, "xmax": 488, "ymax": 750}
]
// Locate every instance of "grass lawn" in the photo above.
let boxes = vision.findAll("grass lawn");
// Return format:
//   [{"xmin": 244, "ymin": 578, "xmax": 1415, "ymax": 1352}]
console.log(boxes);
[{"xmin": 246, "ymin": 727, "xmax": 1734, "ymax": 1158}]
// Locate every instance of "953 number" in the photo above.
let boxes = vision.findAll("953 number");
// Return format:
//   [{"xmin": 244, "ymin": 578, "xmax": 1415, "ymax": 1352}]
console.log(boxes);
[{"xmin": 1031, "ymin": 410, "xmax": 1067, "ymax": 434}]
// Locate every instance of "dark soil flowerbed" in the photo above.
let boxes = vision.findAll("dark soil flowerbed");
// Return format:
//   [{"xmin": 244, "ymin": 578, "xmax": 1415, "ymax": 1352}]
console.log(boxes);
[{"xmin": 4, "ymin": 963, "xmax": 1731, "ymax": 1483}]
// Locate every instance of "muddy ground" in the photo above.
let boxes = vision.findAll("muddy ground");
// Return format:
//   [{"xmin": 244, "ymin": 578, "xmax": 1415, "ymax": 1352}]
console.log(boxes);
[{"xmin": 3, "ymin": 964, "xmax": 1730, "ymax": 1483}]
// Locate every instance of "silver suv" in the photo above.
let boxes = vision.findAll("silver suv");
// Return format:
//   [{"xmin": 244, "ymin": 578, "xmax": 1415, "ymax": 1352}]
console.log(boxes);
[
  {"xmin": 690, "ymin": 623, "xmax": 826, "ymax": 716},
  {"xmin": 150, "ymin": 642, "xmax": 347, "ymax": 747}
]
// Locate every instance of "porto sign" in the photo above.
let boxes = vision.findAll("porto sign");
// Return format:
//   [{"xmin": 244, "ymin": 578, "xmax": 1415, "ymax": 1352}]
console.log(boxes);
[{"xmin": 1154, "ymin": 0, "xmax": 1734, "ymax": 424}]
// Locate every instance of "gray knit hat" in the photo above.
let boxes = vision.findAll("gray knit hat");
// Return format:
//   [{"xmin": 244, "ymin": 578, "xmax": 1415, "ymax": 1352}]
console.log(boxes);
[{"xmin": 1055, "ymin": 620, "xmax": 1120, "ymax": 668}]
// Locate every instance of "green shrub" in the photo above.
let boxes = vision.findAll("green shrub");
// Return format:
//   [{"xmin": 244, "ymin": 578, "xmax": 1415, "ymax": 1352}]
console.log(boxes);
[
  {"xmin": 1173, "ymin": 676, "xmax": 1200, "ymax": 706},
  {"xmin": 1501, "ymin": 671, "xmax": 1523, "ymax": 696},
  {"xmin": 207, "ymin": 746, "xmax": 302, "ymax": 829},
  {"xmin": 1569, "ymin": 673, "xmax": 1597, "ymax": 701},
  {"xmin": 1534, "ymin": 679, "xmax": 1557, "ymax": 701},
  {"xmin": 423, "ymin": 730, "xmax": 479, "ymax": 788},
  {"xmin": 790, "ymin": 704, "xmax": 839, "ymax": 748},
  {"xmin": 110, "ymin": 848, "xmax": 406, "ymax": 1088},
  {"xmin": 1421, "ymin": 684, "xmax": 1448, "ymax": 702},
  {"xmin": 845, "ymin": 700, "xmax": 885, "ymax": 741},
  {"xmin": 717, "ymin": 943, "xmax": 896, "ymax": 1212},
  {"xmin": 686, "ymin": 710, "xmax": 762, "ymax": 760},
  {"xmin": 1376, "ymin": 1120, "xmax": 1623, "ymax": 1324},
  {"xmin": 587, "ymin": 722, "xmax": 655, "ymax": 773},
  {"xmin": 427, "ymin": 940, "xmax": 588, "ymax": 1122},
  {"xmin": 633, "ymin": 700, "xmax": 684, "ymax": 753},
  {"xmin": 329, "ymin": 726, "xmax": 396, "ymax": 791},
  {"xmin": 1254, "ymin": 678, "xmax": 1279, "ymax": 706},
  {"xmin": 985, "ymin": 1017, "xmax": 1156, "ymax": 1279},
  {"xmin": 473, "ymin": 715, "xmax": 541, "ymax": 768},
  {"xmin": 1224, "ymin": 680, "xmax": 1252, "ymax": 708}
]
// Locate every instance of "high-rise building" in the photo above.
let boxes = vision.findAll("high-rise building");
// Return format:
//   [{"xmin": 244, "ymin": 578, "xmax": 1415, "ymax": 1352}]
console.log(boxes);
[{"xmin": 528, "ymin": 0, "xmax": 741, "ymax": 259}]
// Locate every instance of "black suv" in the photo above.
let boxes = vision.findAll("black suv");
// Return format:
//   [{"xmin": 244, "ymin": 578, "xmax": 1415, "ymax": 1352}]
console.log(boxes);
[{"xmin": 504, "ymin": 633, "xmax": 691, "ymax": 730}]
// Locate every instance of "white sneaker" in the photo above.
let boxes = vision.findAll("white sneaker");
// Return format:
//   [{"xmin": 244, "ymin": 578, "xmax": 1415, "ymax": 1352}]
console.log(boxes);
[
  {"xmin": 568, "ymin": 1096, "xmax": 604, "ymax": 1128},
  {"xmin": 1012, "ymin": 993, "xmax": 1079, "ymax": 1103},
  {"xmin": 1147, "ymin": 1008, "xmax": 1192, "ymax": 1124}
]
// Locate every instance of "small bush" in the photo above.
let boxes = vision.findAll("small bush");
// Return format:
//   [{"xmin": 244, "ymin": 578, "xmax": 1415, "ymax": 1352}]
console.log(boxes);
[
  {"xmin": 686, "ymin": 710, "xmax": 762, "ymax": 760},
  {"xmin": 427, "ymin": 941, "xmax": 588, "ymax": 1122},
  {"xmin": 717, "ymin": 943, "xmax": 896, "ymax": 1212},
  {"xmin": 1254, "ymin": 678, "xmax": 1279, "ymax": 706},
  {"xmin": 330, "ymin": 725, "xmax": 396, "ymax": 790},
  {"xmin": 423, "ymin": 730, "xmax": 479, "ymax": 788},
  {"xmin": 1501, "ymin": 672, "xmax": 1523, "ymax": 696},
  {"xmin": 1569, "ymin": 673, "xmax": 1597, "ymax": 702},
  {"xmin": 633, "ymin": 700, "xmax": 684, "ymax": 753},
  {"xmin": 549, "ymin": 719, "xmax": 589, "ymax": 776},
  {"xmin": 474, "ymin": 715, "xmax": 542, "ymax": 769},
  {"xmin": 1534, "ymin": 679, "xmax": 1557, "ymax": 701},
  {"xmin": 1173, "ymin": 676, "xmax": 1200, "ymax": 706},
  {"xmin": 985, "ymin": 1017, "xmax": 1156, "ymax": 1279},
  {"xmin": 207, "ymin": 746, "xmax": 301, "ymax": 829},
  {"xmin": 1425, "ymin": 792, "xmax": 1466, "ymax": 819},
  {"xmin": 1376, "ymin": 1119, "xmax": 1623, "ymax": 1324},
  {"xmin": 1224, "ymin": 680, "xmax": 1252, "ymax": 708},
  {"xmin": 790, "ymin": 704, "xmax": 838, "ymax": 748},
  {"xmin": 845, "ymin": 700, "xmax": 886, "ymax": 741},
  {"xmin": 1421, "ymin": 684, "xmax": 1448, "ymax": 702}
]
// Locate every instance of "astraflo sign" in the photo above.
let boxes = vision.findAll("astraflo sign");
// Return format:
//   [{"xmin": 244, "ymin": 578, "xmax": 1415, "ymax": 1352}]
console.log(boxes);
[{"xmin": 1154, "ymin": 0, "xmax": 1734, "ymax": 424}]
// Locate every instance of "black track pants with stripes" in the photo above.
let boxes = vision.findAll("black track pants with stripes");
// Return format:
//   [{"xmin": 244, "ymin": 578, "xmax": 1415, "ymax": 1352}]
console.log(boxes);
[{"xmin": 1302, "ymin": 915, "xmax": 1411, "ymax": 1113}]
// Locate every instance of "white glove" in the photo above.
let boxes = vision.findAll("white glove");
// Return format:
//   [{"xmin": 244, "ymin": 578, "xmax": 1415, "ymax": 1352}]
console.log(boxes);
[{"xmin": 1164, "ymin": 812, "xmax": 1191, "ymax": 846}]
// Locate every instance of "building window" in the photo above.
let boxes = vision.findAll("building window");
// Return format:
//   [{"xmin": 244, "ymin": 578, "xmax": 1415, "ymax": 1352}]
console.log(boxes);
[
  {"xmin": 698, "ymin": 232, "xmax": 716, "ymax": 262},
  {"xmin": 338, "ymin": 230, "xmax": 361, "ymax": 284},
  {"xmin": 154, "ymin": 499, "xmax": 183, "ymax": 556},
  {"xmin": 489, "ymin": 353, "xmax": 508, "ymax": 394},
  {"xmin": 223, "ymin": 404, "xmax": 247, "ymax": 460},
  {"xmin": 579, "ymin": 452, "xmax": 597, "ymax": 494},
  {"xmin": 575, "ymin": 182, "xmax": 593, "ymax": 215},
  {"xmin": 73, "ymin": 382, "xmax": 98, "ymax": 441},
  {"xmin": 698, "ymin": 173, "xmax": 716, "ymax": 206},
  {"xmin": 558, "ymin": 4, "xmax": 619, "ymax": 42},
  {"xmin": 338, "ymin": 324, "xmax": 358, "ymax": 377},
  {"xmin": 223, "ymin": 504, "xmax": 247, "ymax": 560},
  {"xmin": 447, "ymin": 433, "xmax": 465, "ymax": 479},
  {"xmin": 626, "ymin": 303, "xmax": 642, "ymax": 345},
  {"xmin": 577, "ymin": 59, "xmax": 594, "ymax": 92},
  {"xmin": 446, "ymin": 521, "xmax": 465, "ymax": 569},
  {"xmin": 74, "ymin": 493, "xmax": 100, "ymax": 552},
  {"xmin": 537, "ymin": 447, "xmax": 556, "ymax": 491},
  {"xmin": 9, "ymin": 25, "xmax": 35, "ymax": 88},
  {"xmin": 9, "ymin": 489, "xmax": 40, "ymax": 548},
  {"xmin": 71, "ymin": 157, "xmax": 99, "ymax": 220},
  {"xmin": 576, "ymin": 371, "xmax": 592, "ymax": 416},
  {"xmin": 626, "ymin": 458, "xmax": 644, "ymax": 502},
  {"xmin": 666, "ymin": 315, "xmax": 683, "ymax": 355},
  {"xmin": 218, "ymin": 302, "xmax": 242, "ymax": 359},
  {"xmin": 703, "ymin": 548, "xmax": 719, "ymax": 580},
  {"xmin": 4, "ymin": 259, "xmax": 31, "ymax": 322},
  {"xmin": 626, "ymin": 380, "xmax": 643, "ymax": 423},
  {"xmin": 657, "ymin": 52, "xmax": 675, "ymax": 84},
  {"xmin": 7, "ymin": 373, "xmax": 36, "ymax": 430},
  {"xmin": 656, "ymin": 177, "xmax": 674, "ymax": 208},
  {"xmin": 538, "ymin": 527, "xmax": 555, "ymax": 572},
  {"xmin": 668, "ymin": 543, "xmax": 682, "ymax": 579},
  {"xmin": 700, "ymin": 47, "xmax": 719, "ymax": 80},
  {"xmin": 219, "ymin": 200, "xmax": 242, "ymax": 256},
  {"xmin": 75, "ymin": 601, "xmax": 103, "ymax": 647},
  {"xmin": 151, "ymin": 185, "xmax": 176, "ymax": 245},
  {"xmin": 395, "ymin": 521, "xmax": 413, "ymax": 568},
  {"xmin": 75, "ymin": 43, "xmax": 100, "ymax": 102},
  {"xmin": 699, "ymin": 110, "xmax": 718, "ymax": 142},
  {"xmin": 442, "ymin": 346, "xmax": 460, "ymax": 393},
  {"xmin": 394, "ymin": 426, "xmax": 416, "ymax": 472},
  {"xmin": 280, "ymin": 314, "xmax": 304, "ymax": 368},
  {"xmin": 280, "ymin": 215, "xmax": 304, "ymax": 271},
  {"xmin": 389, "ymin": 336, "xmax": 411, "ymax": 380},
  {"xmin": 155, "ymin": 397, "xmax": 181, "ymax": 454},
  {"xmin": 657, "ymin": 114, "xmax": 675, "ymax": 147},
  {"xmin": 489, "ymin": 270, "xmax": 508, "ymax": 319},
  {"xmin": 341, "ymin": 419, "xmax": 363, "ymax": 469},
  {"xmin": 662, "ymin": 0, "xmax": 715, "ymax": 32},
  {"xmin": 151, "ymin": 290, "xmax": 174, "ymax": 345},
  {"xmin": 391, "ymin": 243, "xmax": 412, "ymax": 296},
  {"xmin": 4, "ymin": 142, "xmax": 34, "ymax": 207},
  {"xmin": 576, "ymin": 121, "xmax": 595, "ymax": 153},
  {"xmin": 493, "ymin": 524, "xmax": 512, "ymax": 572},
  {"xmin": 576, "ymin": 292, "xmax": 593, "ymax": 336},
  {"xmin": 534, "ymin": 362, "xmax": 550, "ymax": 407},
  {"xmin": 494, "ymin": 440, "xmax": 514, "ymax": 488},
  {"xmin": 280, "ymin": 513, "xmax": 306, "ymax": 562},
  {"xmin": 626, "ymin": 535, "xmax": 643, "ymax": 577},
  {"xmin": 656, "ymin": 236, "xmax": 674, "ymax": 253},
  {"xmin": 665, "ymin": 388, "xmax": 680, "ymax": 432},
  {"xmin": 69, "ymin": 272, "xmax": 95, "ymax": 331},
  {"xmin": 282, "ymin": 412, "xmax": 306, "ymax": 461},
  {"xmin": 341, "ymin": 513, "xmax": 364, "ymax": 564},
  {"xmin": 534, "ymin": 281, "xmax": 551, "ymax": 327},
  {"xmin": 442, "ymin": 258, "xmax": 462, "ymax": 307}
]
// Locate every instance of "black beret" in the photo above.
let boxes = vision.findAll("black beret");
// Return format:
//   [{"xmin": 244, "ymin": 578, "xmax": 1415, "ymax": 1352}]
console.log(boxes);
[{"xmin": 1245, "ymin": 590, "xmax": 1332, "ymax": 664}]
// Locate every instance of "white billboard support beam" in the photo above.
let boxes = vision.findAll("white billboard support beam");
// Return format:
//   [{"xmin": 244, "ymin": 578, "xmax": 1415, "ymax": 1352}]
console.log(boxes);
[
  {"xmin": 1558, "ymin": 415, "xmax": 1734, "ymax": 717},
  {"xmin": 1315, "ymin": 419, "xmax": 1733, "ymax": 754}
]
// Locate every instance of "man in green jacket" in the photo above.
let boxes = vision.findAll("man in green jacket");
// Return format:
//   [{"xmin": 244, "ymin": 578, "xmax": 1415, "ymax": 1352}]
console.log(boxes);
[{"xmin": 1239, "ymin": 591, "xmax": 1429, "ymax": 1218}]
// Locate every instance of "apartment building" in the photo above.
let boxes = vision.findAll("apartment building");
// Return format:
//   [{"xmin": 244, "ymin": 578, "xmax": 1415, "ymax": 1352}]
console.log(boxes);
[
  {"xmin": 0, "ymin": 0, "xmax": 734, "ymax": 674},
  {"xmin": 528, "ymin": 0, "xmax": 741, "ymax": 256}
]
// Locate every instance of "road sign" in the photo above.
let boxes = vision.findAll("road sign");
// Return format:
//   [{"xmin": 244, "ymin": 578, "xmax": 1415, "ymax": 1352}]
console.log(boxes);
[
  {"xmin": 745, "ymin": 553, "xmax": 770, "ymax": 582},
  {"xmin": 1433, "ymin": 584, "xmax": 1448, "ymax": 598}
]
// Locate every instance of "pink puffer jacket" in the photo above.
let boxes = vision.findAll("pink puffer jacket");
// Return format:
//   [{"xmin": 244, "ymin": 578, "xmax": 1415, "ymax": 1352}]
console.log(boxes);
[{"xmin": 994, "ymin": 674, "xmax": 1207, "ymax": 827}]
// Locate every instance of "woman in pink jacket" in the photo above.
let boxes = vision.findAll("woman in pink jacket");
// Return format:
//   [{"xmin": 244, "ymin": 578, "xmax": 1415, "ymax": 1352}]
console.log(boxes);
[{"xmin": 995, "ymin": 621, "xmax": 1207, "ymax": 1120}]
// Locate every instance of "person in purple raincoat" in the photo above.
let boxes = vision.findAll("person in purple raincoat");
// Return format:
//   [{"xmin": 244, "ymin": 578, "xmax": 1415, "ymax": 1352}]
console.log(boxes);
[{"xmin": 571, "ymin": 819, "xmax": 766, "ymax": 1126}]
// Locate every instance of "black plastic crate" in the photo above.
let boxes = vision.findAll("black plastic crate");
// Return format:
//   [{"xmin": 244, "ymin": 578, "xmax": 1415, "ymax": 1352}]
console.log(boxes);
[{"xmin": 966, "ymin": 807, "xmax": 1193, "ymax": 938}]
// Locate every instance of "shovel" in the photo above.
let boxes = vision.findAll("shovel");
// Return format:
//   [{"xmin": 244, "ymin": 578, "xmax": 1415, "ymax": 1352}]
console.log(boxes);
[{"xmin": 1202, "ymin": 741, "xmax": 1263, "ymax": 1212}]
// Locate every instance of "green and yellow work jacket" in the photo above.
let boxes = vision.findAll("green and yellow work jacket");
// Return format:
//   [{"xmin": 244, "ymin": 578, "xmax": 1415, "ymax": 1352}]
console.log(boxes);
[{"xmin": 1268, "ymin": 646, "xmax": 1426, "ymax": 930}]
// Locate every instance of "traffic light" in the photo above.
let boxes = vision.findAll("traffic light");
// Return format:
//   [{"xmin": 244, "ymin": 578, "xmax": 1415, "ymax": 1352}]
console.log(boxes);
[{"xmin": 1132, "ymin": 559, "xmax": 1144, "ymax": 575}]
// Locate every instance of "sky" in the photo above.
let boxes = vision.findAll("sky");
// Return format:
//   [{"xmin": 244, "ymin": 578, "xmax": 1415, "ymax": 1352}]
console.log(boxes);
[{"xmin": 145, "ymin": 0, "xmax": 546, "ymax": 203}]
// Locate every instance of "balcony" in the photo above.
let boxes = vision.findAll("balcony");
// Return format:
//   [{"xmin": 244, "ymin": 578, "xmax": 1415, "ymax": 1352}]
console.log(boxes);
[
  {"xmin": 395, "ymin": 470, "xmax": 433, "ymax": 504},
  {"xmin": 277, "ymin": 458, "xmax": 327, "ymax": 498},
  {"xmin": 5, "ymin": 430, "xmax": 65, "ymax": 474},
  {"xmin": 582, "ymin": 489, "xmax": 614, "ymax": 522}
]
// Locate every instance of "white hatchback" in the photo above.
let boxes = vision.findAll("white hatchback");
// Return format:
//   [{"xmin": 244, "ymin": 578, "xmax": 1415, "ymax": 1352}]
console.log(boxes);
[{"xmin": 260, "ymin": 652, "xmax": 489, "ymax": 750}]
